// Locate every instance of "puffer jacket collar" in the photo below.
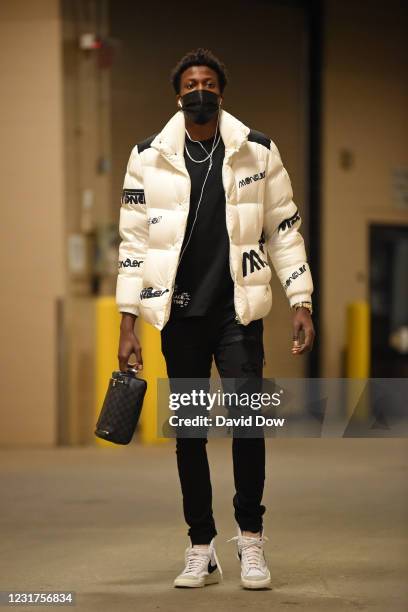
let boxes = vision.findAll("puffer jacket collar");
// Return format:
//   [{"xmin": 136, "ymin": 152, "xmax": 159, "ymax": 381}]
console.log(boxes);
[{"xmin": 150, "ymin": 108, "xmax": 250, "ymax": 163}]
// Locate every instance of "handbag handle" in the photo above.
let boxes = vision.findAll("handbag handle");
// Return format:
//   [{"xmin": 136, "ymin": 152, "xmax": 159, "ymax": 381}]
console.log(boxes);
[{"xmin": 110, "ymin": 365, "xmax": 139, "ymax": 387}]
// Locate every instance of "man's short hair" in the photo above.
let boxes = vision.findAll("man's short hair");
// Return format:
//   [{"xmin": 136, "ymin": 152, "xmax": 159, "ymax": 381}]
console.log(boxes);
[{"xmin": 170, "ymin": 48, "xmax": 228, "ymax": 94}]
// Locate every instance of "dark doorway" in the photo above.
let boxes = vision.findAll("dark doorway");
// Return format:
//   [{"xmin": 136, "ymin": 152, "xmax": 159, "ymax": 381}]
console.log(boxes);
[{"xmin": 370, "ymin": 224, "xmax": 408, "ymax": 377}]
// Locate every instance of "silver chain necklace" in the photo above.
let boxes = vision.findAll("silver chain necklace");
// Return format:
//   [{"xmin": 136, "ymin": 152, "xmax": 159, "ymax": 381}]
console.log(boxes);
[{"xmin": 184, "ymin": 127, "xmax": 221, "ymax": 163}]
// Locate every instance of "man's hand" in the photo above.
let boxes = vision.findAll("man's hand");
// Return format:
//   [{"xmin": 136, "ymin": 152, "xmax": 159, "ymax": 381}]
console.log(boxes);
[
  {"xmin": 118, "ymin": 329, "xmax": 143, "ymax": 372},
  {"xmin": 118, "ymin": 313, "xmax": 143, "ymax": 372},
  {"xmin": 291, "ymin": 308, "xmax": 315, "ymax": 355}
]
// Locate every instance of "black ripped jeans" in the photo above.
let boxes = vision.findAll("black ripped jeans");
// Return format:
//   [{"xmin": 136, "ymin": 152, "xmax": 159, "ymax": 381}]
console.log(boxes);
[{"xmin": 161, "ymin": 303, "xmax": 266, "ymax": 545}]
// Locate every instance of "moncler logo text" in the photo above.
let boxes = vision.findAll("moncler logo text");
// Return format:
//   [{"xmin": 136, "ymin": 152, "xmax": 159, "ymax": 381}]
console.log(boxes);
[
  {"xmin": 278, "ymin": 209, "xmax": 300, "ymax": 232},
  {"xmin": 238, "ymin": 171, "xmax": 266, "ymax": 189},
  {"xmin": 118, "ymin": 258, "xmax": 143, "ymax": 268},
  {"xmin": 140, "ymin": 287, "xmax": 170, "ymax": 300},
  {"xmin": 242, "ymin": 249, "xmax": 268, "ymax": 277},
  {"xmin": 284, "ymin": 264, "xmax": 306, "ymax": 290}
]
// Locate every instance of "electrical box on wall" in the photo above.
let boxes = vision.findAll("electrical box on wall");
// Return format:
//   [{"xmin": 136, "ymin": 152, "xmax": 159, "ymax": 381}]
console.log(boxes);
[
  {"xmin": 67, "ymin": 234, "xmax": 88, "ymax": 276},
  {"xmin": 392, "ymin": 167, "xmax": 408, "ymax": 210}
]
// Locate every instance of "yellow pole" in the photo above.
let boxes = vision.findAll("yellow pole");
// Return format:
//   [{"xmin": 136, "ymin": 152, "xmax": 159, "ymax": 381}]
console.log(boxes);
[
  {"xmin": 95, "ymin": 296, "xmax": 122, "ymax": 447},
  {"xmin": 345, "ymin": 301, "xmax": 370, "ymax": 419},
  {"xmin": 346, "ymin": 301, "xmax": 370, "ymax": 378}
]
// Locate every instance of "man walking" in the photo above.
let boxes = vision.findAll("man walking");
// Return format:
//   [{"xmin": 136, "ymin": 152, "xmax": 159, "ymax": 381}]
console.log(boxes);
[{"xmin": 116, "ymin": 48, "xmax": 315, "ymax": 589}]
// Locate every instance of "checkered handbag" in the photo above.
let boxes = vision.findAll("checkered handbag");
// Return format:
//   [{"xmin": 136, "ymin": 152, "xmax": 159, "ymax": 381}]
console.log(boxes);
[{"xmin": 94, "ymin": 369, "xmax": 147, "ymax": 445}]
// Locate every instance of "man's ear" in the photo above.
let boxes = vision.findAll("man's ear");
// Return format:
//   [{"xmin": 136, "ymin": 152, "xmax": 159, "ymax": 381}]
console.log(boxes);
[{"xmin": 176, "ymin": 95, "xmax": 182, "ymax": 109}]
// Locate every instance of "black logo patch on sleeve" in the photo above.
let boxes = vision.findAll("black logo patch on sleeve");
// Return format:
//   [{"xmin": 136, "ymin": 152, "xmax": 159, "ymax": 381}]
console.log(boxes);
[
  {"xmin": 278, "ymin": 208, "xmax": 300, "ymax": 232},
  {"xmin": 121, "ymin": 189, "xmax": 146, "ymax": 205}
]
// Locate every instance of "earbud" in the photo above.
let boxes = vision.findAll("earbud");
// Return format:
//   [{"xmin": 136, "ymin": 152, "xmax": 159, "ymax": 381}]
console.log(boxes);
[{"xmin": 178, "ymin": 100, "xmax": 183, "ymax": 109}]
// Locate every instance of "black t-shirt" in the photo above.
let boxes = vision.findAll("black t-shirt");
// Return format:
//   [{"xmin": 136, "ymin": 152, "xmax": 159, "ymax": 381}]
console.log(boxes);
[{"xmin": 169, "ymin": 133, "xmax": 234, "ymax": 319}]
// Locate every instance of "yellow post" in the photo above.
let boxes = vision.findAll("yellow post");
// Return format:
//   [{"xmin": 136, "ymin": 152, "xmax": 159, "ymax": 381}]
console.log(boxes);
[
  {"xmin": 346, "ymin": 301, "xmax": 370, "ymax": 378},
  {"xmin": 345, "ymin": 301, "xmax": 370, "ymax": 419},
  {"xmin": 95, "ymin": 296, "xmax": 122, "ymax": 447},
  {"xmin": 94, "ymin": 297, "xmax": 169, "ymax": 445}
]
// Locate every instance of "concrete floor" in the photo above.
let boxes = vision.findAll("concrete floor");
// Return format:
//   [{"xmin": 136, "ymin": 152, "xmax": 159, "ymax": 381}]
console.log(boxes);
[{"xmin": 0, "ymin": 439, "xmax": 407, "ymax": 612}]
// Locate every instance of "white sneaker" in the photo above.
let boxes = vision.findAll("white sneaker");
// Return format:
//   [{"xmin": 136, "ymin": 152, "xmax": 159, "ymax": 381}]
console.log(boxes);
[
  {"xmin": 227, "ymin": 525, "xmax": 271, "ymax": 589},
  {"xmin": 173, "ymin": 538, "xmax": 223, "ymax": 588}
]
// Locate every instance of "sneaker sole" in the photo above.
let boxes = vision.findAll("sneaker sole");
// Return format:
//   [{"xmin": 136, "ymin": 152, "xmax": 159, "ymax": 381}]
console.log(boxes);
[
  {"xmin": 174, "ymin": 569, "xmax": 222, "ymax": 588},
  {"xmin": 241, "ymin": 573, "xmax": 271, "ymax": 590}
]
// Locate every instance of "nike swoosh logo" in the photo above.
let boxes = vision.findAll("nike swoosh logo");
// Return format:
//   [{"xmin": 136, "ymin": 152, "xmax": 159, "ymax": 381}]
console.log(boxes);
[{"xmin": 207, "ymin": 561, "xmax": 218, "ymax": 574}]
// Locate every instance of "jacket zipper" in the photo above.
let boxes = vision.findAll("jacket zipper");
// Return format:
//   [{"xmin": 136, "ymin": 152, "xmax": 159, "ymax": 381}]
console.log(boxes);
[
  {"xmin": 222, "ymin": 150, "xmax": 242, "ymax": 324},
  {"xmin": 161, "ymin": 154, "xmax": 192, "ymax": 327}
]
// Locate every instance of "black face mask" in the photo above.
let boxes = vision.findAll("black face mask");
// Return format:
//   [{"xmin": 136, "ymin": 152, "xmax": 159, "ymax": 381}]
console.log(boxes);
[{"xmin": 180, "ymin": 89, "xmax": 220, "ymax": 125}]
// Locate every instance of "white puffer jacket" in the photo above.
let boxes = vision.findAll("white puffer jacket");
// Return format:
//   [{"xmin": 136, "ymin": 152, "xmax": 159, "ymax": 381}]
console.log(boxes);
[{"xmin": 116, "ymin": 108, "xmax": 313, "ymax": 330}]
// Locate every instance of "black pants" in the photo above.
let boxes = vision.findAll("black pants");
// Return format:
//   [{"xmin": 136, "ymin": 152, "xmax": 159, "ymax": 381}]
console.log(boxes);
[{"xmin": 161, "ymin": 304, "xmax": 266, "ymax": 545}]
